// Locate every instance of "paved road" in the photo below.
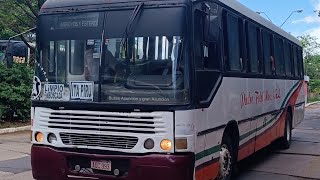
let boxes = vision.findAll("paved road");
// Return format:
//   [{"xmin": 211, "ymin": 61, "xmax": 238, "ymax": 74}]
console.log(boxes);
[
  {"xmin": 0, "ymin": 131, "xmax": 32, "ymax": 180},
  {"xmin": 0, "ymin": 104, "xmax": 319, "ymax": 180},
  {"xmin": 237, "ymin": 104, "xmax": 320, "ymax": 180}
]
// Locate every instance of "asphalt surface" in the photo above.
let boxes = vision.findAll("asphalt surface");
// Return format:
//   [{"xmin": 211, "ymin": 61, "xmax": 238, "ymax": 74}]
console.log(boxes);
[
  {"xmin": 237, "ymin": 104, "xmax": 320, "ymax": 180},
  {"xmin": 0, "ymin": 104, "xmax": 319, "ymax": 180}
]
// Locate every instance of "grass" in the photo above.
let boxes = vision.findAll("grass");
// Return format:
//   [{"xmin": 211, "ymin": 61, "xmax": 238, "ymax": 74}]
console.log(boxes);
[
  {"xmin": 0, "ymin": 121, "xmax": 30, "ymax": 129},
  {"xmin": 307, "ymin": 96, "xmax": 320, "ymax": 103}
]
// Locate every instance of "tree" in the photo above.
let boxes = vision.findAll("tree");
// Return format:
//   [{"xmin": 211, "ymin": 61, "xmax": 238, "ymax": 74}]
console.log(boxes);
[
  {"xmin": 298, "ymin": 35, "xmax": 320, "ymax": 58},
  {"xmin": 0, "ymin": 62, "xmax": 33, "ymax": 121},
  {"xmin": 298, "ymin": 35, "xmax": 320, "ymax": 78},
  {"xmin": 0, "ymin": 0, "xmax": 44, "ymax": 50},
  {"xmin": 305, "ymin": 55, "xmax": 320, "ymax": 79}
]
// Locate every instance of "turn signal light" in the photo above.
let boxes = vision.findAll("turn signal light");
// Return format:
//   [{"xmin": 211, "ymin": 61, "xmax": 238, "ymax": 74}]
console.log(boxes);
[
  {"xmin": 160, "ymin": 139, "xmax": 172, "ymax": 151},
  {"xmin": 175, "ymin": 138, "xmax": 188, "ymax": 150},
  {"xmin": 35, "ymin": 132, "xmax": 44, "ymax": 142}
]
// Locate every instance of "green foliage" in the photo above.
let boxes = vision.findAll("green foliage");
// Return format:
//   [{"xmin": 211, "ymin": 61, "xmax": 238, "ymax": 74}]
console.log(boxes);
[
  {"xmin": 307, "ymin": 96, "xmax": 320, "ymax": 103},
  {"xmin": 0, "ymin": 62, "xmax": 33, "ymax": 121},
  {"xmin": 305, "ymin": 55, "xmax": 320, "ymax": 79},
  {"xmin": 0, "ymin": 0, "xmax": 43, "ymax": 50},
  {"xmin": 309, "ymin": 79, "xmax": 320, "ymax": 94},
  {"xmin": 298, "ymin": 35, "xmax": 320, "ymax": 57}
]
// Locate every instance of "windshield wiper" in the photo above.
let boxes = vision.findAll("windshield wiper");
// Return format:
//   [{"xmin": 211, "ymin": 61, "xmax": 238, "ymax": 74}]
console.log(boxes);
[{"xmin": 120, "ymin": 3, "xmax": 144, "ymax": 57}]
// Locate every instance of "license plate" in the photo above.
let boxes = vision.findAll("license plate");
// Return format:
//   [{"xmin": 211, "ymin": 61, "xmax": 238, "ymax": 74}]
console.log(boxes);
[{"xmin": 91, "ymin": 160, "xmax": 111, "ymax": 171}]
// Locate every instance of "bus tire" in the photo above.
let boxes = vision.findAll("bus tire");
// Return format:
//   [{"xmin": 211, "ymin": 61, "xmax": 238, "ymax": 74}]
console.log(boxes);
[
  {"xmin": 278, "ymin": 112, "xmax": 292, "ymax": 149},
  {"xmin": 217, "ymin": 134, "xmax": 234, "ymax": 180}
]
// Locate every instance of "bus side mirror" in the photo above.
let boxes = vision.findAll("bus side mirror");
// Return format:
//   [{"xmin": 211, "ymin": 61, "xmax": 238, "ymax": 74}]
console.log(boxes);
[{"xmin": 6, "ymin": 43, "xmax": 13, "ymax": 68}]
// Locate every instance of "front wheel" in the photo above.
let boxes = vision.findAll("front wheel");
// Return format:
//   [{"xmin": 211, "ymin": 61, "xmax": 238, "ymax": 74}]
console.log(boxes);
[
  {"xmin": 278, "ymin": 112, "xmax": 292, "ymax": 149},
  {"xmin": 217, "ymin": 135, "xmax": 234, "ymax": 180}
]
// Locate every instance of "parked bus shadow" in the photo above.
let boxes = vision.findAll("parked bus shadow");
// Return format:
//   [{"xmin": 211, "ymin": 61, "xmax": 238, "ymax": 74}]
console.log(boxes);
[{"xmin": 236, "ymin": 143, "xmax": 279, "ymax": 179}]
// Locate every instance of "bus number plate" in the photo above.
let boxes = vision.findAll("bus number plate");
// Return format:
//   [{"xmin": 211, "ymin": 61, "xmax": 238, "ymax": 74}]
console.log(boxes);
[{"xmin": 91, "ymin": 160, "xmax": 111, "ymax": 171}]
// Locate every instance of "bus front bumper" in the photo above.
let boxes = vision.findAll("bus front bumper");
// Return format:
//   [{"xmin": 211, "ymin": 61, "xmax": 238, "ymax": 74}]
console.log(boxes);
[{"xmin": 31, "ymin": 145, "xmax": 194, "ymax": 180}]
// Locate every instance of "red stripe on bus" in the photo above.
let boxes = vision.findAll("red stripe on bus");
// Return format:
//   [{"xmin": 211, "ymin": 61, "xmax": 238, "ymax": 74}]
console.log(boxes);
[
  {"xmin": 238, "ymin": 81, "xmax": 303, "ymax": 160},
  {"xmin": 238, "ymin": 138, "xmax": 255, "ymax": 161},
  {"xmin": 254, "ymin": 111, "xmax": 286, "ymax": 151},
  {"xmin": 195, "ymin": 161, "xmax": 219, "ymax": 180},
  {"xmin": 195, "ymin": 81, "xmax": 303, "ymax": 179}
]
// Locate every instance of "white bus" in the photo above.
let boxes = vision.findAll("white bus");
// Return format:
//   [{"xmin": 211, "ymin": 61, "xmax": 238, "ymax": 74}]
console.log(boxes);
[{"xmin": 31, "ymin": 0, "xmax": 305, "ymax": 180}]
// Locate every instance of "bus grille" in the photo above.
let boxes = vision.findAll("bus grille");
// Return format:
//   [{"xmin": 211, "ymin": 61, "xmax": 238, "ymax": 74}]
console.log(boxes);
[
  {"xmin": 38, "ymin": 109, "xmax": 167, "ymax": 134},
  {"xmin": 60, "ymin": 133, "xmax": 138, "ymax": 149}
]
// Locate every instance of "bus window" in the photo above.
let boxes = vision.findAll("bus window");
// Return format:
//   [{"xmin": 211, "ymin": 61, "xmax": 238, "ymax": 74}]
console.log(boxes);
[
  {"xmin": 298, "ymin": 47, "xmax": 303, "ymax": 77},
  {"xmin": 194, "ymin": 9, "xmax": 205, "ymax": 69},
  {"xmin": 49, "ymin": 41, "xmax": 55, "ymax": 73},
  {"xmin": 293, "ymin": 46, "xmax": 299, "ymax": 77},
  {"xmin": 246, "ymin": 22, "xmax": 260, "ymax": 73},
  {"xmin": 284, "ymin": 41, "xmax": 292, "ymax": 76},
  {"xmin": 274, "ymin": 37, "xmax": 285, "ymax": 76},
  {"xmin": 206, "ymin": 2, "xmax": 220, "ymax": 70},
  {"xmin": 70, "ymin": 40, "xmax": 85, "ymax": 75},
  {"xmin": 41, "ymin": 41, "xmax": 67, "ymax": 83},
  {"xmin": 262, "ymin": 31, "xmax": 273, "ymax": 75},
  {"xmin": 224, "ymin": 12, "xmax": 242, "ymax": 71}
]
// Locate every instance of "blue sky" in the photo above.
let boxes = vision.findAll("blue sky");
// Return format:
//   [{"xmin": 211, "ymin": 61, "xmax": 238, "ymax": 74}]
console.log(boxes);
[{"xmin": 238, "ymin": 0, "xmax": 320, "ymax": 37}]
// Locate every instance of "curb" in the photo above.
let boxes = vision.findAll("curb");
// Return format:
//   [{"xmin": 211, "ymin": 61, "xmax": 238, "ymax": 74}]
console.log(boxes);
[
  {"xmin": 0, "ymin": 125, "xmax": 30, "ymax": 135},
  {"xmin": 306, "ymin": 101, "xmax": 320, "ymax": 107}
]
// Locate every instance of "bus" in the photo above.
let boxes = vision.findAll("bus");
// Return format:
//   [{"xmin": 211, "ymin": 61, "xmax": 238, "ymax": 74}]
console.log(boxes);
[
  {"xmin": 31, "ymin": 0, "xmax": 305, "ymax": 179},
  {"xmin": 0, "ymin": 40, "xmax": 30, "ymax": 63}
]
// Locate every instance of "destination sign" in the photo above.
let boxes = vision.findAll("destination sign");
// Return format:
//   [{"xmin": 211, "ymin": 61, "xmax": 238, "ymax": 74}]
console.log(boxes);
[
  {"xmin": 44, "ymin": 84, "xmax": 64, "ymax": 100},
  {"xmin": 56, "ymin": 13, "xmax": 100, "ymax": 30},
  {"xmin": 70, "ymin": 81, "xmax": 94, "ymax": 101}
]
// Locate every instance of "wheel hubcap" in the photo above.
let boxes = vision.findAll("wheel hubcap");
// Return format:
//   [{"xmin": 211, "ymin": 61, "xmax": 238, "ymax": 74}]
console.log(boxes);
[{"xmin": 218, "ymin": 144, "xmax": 232, "ymax": 180}]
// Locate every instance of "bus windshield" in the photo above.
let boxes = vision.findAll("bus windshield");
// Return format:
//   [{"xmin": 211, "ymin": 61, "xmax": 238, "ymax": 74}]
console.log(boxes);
[{"xmin": 36, "ymin": 7, "xmax": 189, "ymax": 105}]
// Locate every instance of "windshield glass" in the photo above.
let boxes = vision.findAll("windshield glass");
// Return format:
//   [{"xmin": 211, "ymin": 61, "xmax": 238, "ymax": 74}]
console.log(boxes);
[{"xmin": 35, "ymin": 7, "xmax": 189, "ymax": 105}]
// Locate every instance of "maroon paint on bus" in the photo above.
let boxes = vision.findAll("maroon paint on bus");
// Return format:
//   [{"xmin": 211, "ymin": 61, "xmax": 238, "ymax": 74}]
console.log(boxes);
[{"xmin": 31, "ymin": 145, "xmax": 194, "ymax": 180}]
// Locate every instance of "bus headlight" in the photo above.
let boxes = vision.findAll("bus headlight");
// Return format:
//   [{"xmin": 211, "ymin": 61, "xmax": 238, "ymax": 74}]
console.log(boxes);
[
  {"xmin": 160, "ymin": 139, "xmax": 172, "ymax": 151},
  {"xmin": 144, "ymin": 138, "xmax": 154, "ymax": 150},
  {"xmin": 47, "ymin": 133, "xmax": 57, "ymax": 144},
  {"xmin": 35, "ymin": 132, "xmax": 44, "ymax": 142}
]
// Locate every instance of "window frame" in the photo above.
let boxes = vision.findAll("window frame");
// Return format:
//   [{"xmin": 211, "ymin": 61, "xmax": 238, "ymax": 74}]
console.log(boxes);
[
  {"xmin": 262, "ymin": 30, "xmax": 274, "ymax": 76},
  {"xmin": 245, "ymin": 21, "xmax": 262, "ymax": 74},
  {"xmin": 274, "ymin": 36, "xmax": 285, "ymax": 76},
  {"xmin": 284, "ymin": 40, "xmax": 293, "ymax": 77},
  {"xmin": 69, "ymin": 40, "xmax": 85, "ymax": 75},
  {"xmin": 223, "ymin": 10, "xmax": 245, "ymax": 72}
]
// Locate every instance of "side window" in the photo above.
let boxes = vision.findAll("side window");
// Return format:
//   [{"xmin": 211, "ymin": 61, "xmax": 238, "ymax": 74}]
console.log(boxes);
[
  {"xmin": 246, "ymin": 22, "xmax": 260, "ymax": 73},
  {"xmin": 224, "ymin": 12, "xmax": 242, "ymax": 71},
  {"xmin": 284, "ymin": 41, "xmax": 292, "ymax": 76},
  {"xmin": 262, "ymin": 31, "xmax": 274, "ymax": 75},
  {"xmin": 194, "ymin": 2, "xmax": 222, "ymax": 105},
  {"xmin": 297, "ymin": 47, "xmax": 304, "ymax": 77},
  {"xmin": 274, "ymin": 37, "xmax": 285, "ymax": 76},
  {"xmin": 194, "ymin": 10, "xmax": 205, "ymax": 69},
  {"xmin": 293, "ymin": 46, "xmax": 299, "ymax": 77},
  {"xmin": 205, "ymin": 2, "xmax": 220, "ymax": 70}
]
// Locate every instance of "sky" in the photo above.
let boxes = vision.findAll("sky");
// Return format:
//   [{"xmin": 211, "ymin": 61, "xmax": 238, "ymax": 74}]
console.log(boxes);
[{"xmin": 238, "ymin": 0, "xmax": 320, "ymax": 38}]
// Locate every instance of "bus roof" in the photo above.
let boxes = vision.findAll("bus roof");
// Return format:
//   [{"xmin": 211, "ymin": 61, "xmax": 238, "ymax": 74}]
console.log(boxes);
[
  {"xmin": 41, "ymin": 0, "xmax": 187, "ymax": 9},
  {"xmin": 41, "ymin": 0, "xmax": 301, "ymax": 46}
]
